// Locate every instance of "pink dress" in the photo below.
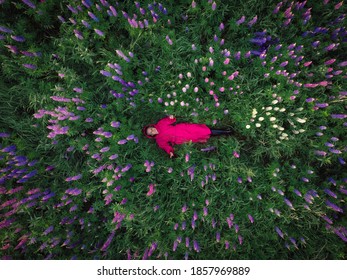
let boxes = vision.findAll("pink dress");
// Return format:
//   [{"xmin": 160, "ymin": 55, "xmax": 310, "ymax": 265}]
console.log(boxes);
[{"xmin": 152, "ymin": 117, "xmax": 211, "ymax": 155}]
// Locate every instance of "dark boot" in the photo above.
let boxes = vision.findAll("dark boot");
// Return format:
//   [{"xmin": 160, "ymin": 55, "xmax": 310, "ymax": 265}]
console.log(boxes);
[{"xmin": 210, "ymin": 129, "xmax": 233, "ymax": 136}]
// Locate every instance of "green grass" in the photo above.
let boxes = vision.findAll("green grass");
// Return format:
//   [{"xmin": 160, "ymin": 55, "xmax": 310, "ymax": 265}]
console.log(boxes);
[{"xmin": 0, "ymin": 0, "xmax": 346, "ymax": 260}]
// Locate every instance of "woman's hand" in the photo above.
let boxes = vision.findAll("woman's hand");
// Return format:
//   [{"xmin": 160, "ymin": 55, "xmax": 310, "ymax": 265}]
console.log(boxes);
[
  {"xmin": 169, "ymin": 152, "xmax": 174, "ymax": 158},
  {"xmin": 169, "ymin": 115, "xmax": 174, "ymax": 119}
]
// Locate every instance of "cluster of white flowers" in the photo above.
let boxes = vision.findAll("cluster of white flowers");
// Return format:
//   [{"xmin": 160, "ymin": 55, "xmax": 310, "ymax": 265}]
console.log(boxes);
[
  {"xmin": 160, "ymin": 71, "xmax": 206, "ymax": 109},
  {"xmin": 246, "ymin": 94, "xmax": 307, "ymax": 143}
]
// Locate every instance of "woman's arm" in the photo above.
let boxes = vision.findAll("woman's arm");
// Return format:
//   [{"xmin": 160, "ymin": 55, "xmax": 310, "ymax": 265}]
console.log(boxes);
[
  {"xmin": 156, "ymin": 137, "xmax": 175, "ymax": 157},
  {"xmin": 156, "ymin": 115, "xmax": 176, "ymax": 126}
]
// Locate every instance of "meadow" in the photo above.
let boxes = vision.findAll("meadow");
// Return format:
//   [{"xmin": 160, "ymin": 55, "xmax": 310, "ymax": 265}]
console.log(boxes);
[{"xmin": 0, "ymin": 0, "xmax": 346, "ymax": 260}]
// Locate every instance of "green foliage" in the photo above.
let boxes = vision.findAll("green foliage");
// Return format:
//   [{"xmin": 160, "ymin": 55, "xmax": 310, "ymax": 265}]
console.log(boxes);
[{"xmin": 0, "ymin": 0, "xmax": 346, "ymax": 260}]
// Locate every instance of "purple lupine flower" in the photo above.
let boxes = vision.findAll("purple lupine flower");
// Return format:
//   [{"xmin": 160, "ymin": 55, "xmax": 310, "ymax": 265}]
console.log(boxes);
[
  {"xmin": 126, "ymin": 134, "xmax": 135, "ymax": 140},
  {"xmin": 100, "ymin": 146, "xmax": 110, "ymax": 153},
  {"xmin": 69, "ymin": 204, "xmax": 78, "ymax": 212},
  {"xmin": 0, "ymin": 132, "xmax": 10, "ymax": 138},
  {"xmin": 81, "ymin": 20, "xmax": 91, "ymax": 29},
  {"xmin": 201, "ymin": 146, "xmax": 216, "ymax": 152},
  {"xmin": 284, "ymin": 198, "xmax": 295, "ymax": 210},
  {"xmin": 173, "ymin": 241, "xmax": 178, "ymax": 251},
  {"xmin": 41, "ymin": 192, "xmax": 55, "ymax": 202},
  {"xmin": 74, "ymin": 29, "xmax": 83, "ymax": 40},
  {"xmin": 273, "ymin": 2, "xmax": 282, "ymax": 14},
  {"xmin": 11, "ymin": 35, "xmax": 25, "ymax": 42},
  {"xmin": 326, "ymin": 200, "xmax": 343, "ymax": 213},
  {"xmin": 100, "ymin": 70, "xmax": 112, "ymax": 77},
  {"xmin": 67, "ymin": 5, "xmax": 78, "ymax": 14},
  {"xmin": 88, "ymin": 11, "xmax": 99, "ymax": 22},
  {"xmin": 101, "ymin": 231, "xmax": 115, "ymax": 251},
  {"xmin": 185, "ymin": 237, "xmax": 190, "ymax": 248},
  {"xmin": 233, "ymin": 151, "xmax": 240, "ymax": 158},
  {"xmin": 181, "ymin": 221, "xmax": 186, "ymax": 230},
  {"xmin": 335, "ymin": 2, "xmax": 343, "ymax": 10},
  {"xmin": 280, "ymin": 61, "xmax": 288, "ymax": 67},
  {"xmin": 22, "ymin": 0, "xmax": 36, "ymax": 9},
  {"xmin": 0, "ymin": 26, "xmax": 13, "ymax": 33},
  {"xmin": 324, "ymin": 189, "xmax": 337, "ymax": 198},
  {"xmin": 57, "ymin": 16, "xmax": 66, "ymax": 23},
  {"xmin": 67, "ymin": 188, "xmax": 82, "ymax": 196},
  {"xmin": 193, "ymin": 240, "xmax": 200, "ymax": 252},
  {"xmin": 293, "ymin": 189, "xmax": 302, "ymax": 197},
  {"xmin": 50, "ymin": 96, "xmax": 71, "ymax": 102},
  {"xmin": 182, "ymin": 204, "xmax": 188, "ymax": 212},
  {"xmin": 336, "ymin": 61, "xmax": 347, "ymax": 68},
  {"xmin": 236, "ymin": 16, "xmax": 245, "ymax": 25},
  {"xmin": 121, "ymin": 164, "xmax": 132, "ymax": 172},
  {"xmin": 301, "ymin": 177, "xmax": 309, "ymax": 183},
  {"xmin": 248, "ymin": 214, "xmax": 254, "ymax": 223},
  {"xmin": 65, "ymin": 174, "xmax": 82, "ymax": 182},
  {"xmin": 103, "ymin": 132, "xmax": 112, "ymax": 138},
  {"xmin": 321, "ymin": 215, "xmax": 333, "ymax": 225},
  {"xmin": 325, "ymin": 43, "xmax": 337, "ymax": 51},
  {"xmin": 1, "ymin": 144, "xmax": 16, "ymax": 153},
  {"xmin": 39, "ymin": 242, "xmax": 47, "ymax": 251},
  {"xmin": 234, "ymin": 51, "xmax": 241, "ymax": 60},
  {"xmin": 118, "ymin": 139, "xmax": 127, "ymax": 145},
  {"xmin": 331, "ymin": 114, "xmax": 346, "ymax": 119},
  {"xmin": 315, "ymin": 103, "xmax": 329, "ymax": 108},
  {"xmin": 219, "ymin": 22, "xmax": 225, "ymax": 31},
  {"xmin": 111, "ymin": 121, "xmax": 121, "ymax": 128},
  {"xmin": 94, "ymin": 28, "xmax": 105, "ymax": 37},
  {"xmin": 315, "ymin": 150, "xmax": 327, "ymax": 156},
  {"xmin": 43, "ymin": 226, "xmax": 54, "ymax": 236},
  {"xmin": 226, "ymin": 217, "xmax": 233, "ymax": 228},
  {"xmin": 277, "ymin": 189, "xmax": 284, "ymax": 196},
  {"xmin": 165, "ymin": 35, "xmax": 173, "ymax": 45},
  {"xmin": 275, "ymin": 227, "xmax": 284, "ymax": 238},
  {"xmin": 325, "ymin": 58, "xmax": 336, "ymax": 65},
  {"xmin": 147, "ymin": 183, "xmax": 155, "ymax": 196},
  {"xmin": 211, "ymin": 218, "xmax": 217, "ymax": 228},
  {"xmin": 238, "ymin": 235, "xmax": 243, "ymax": 245},
  {"xmin": 329, "ymin": 148, "xmax": 342, "ymax": 154},
  {"xmin": 22, "ymin": 64, "xmax": 37, "ymax": 70},
  {"xmin": 73, "ymin": 87, "xmax": 83, "ymax": 93},
  {"xmin": 109, "ymin": 6, "xmax": 118, "ymax": 17},
  {"xmin": 191, "ymin": 219, "xmax": 196, "ymax": 229},
  {"xmin": 211, "ymin": 1, "xmax": 216, "ymax": 10},
  {"xmin": 116, "ymin": 50, "xmax": 130, "ymax": 62},
  {"xmin": 289, "ymin": 237, "xmax": 298, "ymax": 249},
  {"xmin": 216, "ymin": 232, "xmax": 221, "ymax": 242},
  {"xmin": 333, "ymin": 228, "xmax": 347, "ymax": 242},
  {"xmin": 247, "ymin": 15, "xmax": 258, "ymax": 27}
]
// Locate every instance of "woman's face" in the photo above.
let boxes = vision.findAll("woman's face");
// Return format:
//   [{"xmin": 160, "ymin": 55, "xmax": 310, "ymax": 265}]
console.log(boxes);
[{"xmin": 146, "ymin": 127, "xmax": 158, "ymax": 136}]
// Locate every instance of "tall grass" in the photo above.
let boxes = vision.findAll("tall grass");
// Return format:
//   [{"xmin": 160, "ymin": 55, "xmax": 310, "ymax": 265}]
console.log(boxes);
[{"xmin": 0, "ymin": 0, "xmax": 346, "ymax": 260}]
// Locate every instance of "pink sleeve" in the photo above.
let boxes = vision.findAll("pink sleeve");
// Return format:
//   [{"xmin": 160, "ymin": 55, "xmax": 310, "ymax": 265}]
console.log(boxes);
[
  {"xmin": 156, "ymin": 137, "xmax": 174, "ymax": 155},
  {"xmin": 156, "ymin": 116, "xmax": 176, "ymax": 127}
]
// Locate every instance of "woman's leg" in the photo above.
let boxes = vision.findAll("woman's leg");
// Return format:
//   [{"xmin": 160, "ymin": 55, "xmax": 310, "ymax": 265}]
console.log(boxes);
[{"xmin": 210, "ymin": 129, "xmax": 233, "ymax": 136}]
